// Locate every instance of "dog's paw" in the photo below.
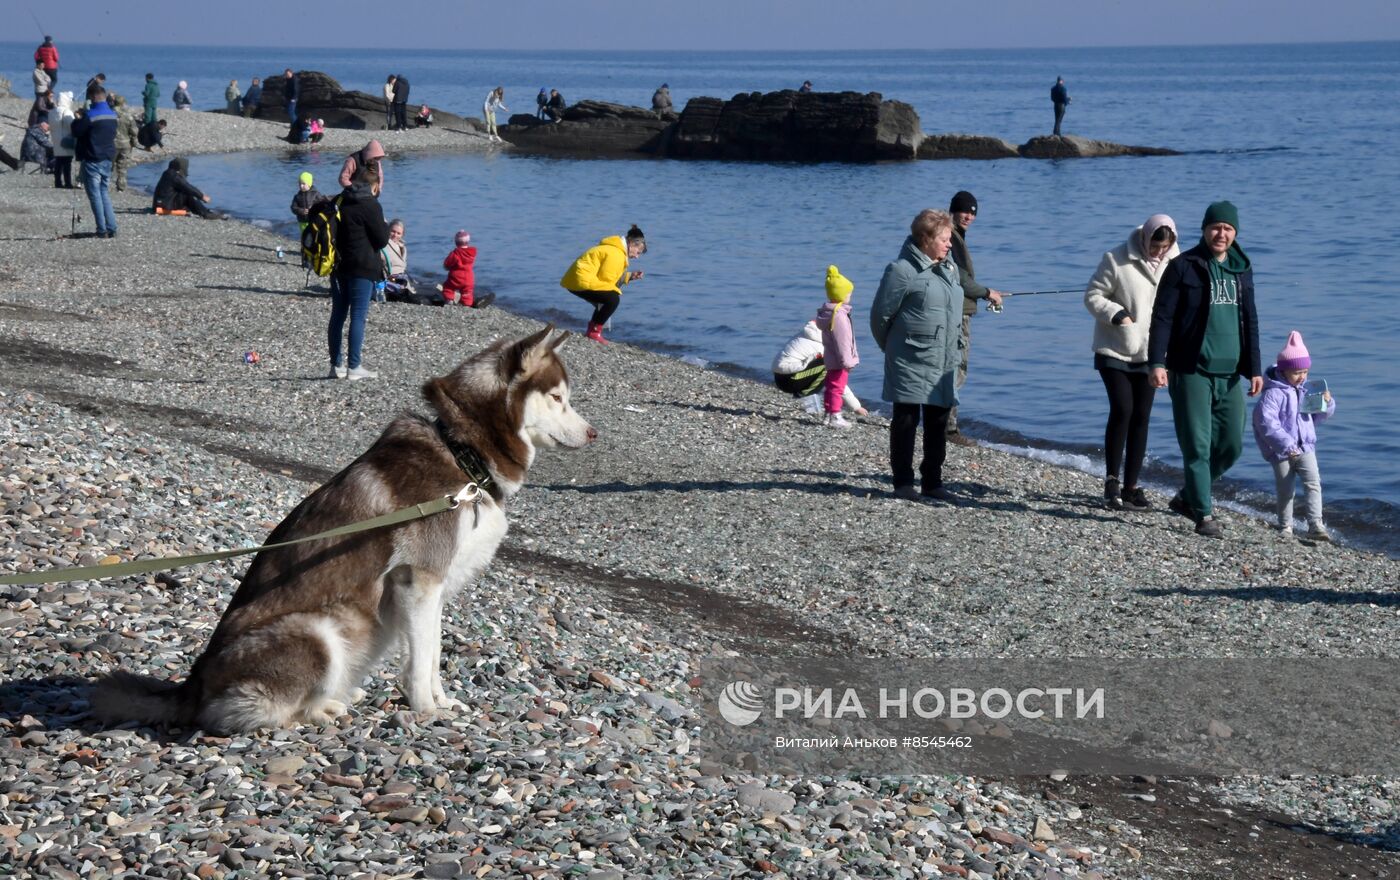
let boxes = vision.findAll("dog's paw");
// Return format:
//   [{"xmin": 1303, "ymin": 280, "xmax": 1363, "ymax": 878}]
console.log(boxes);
[
  {"xmin": 304, "ymin": 699, "xmax": 347, "ymax": 725},
  {"xmin": 433, "ymin": 693, "xmax": 470, "ymax": 714},
  {"xmin": 347, "ymin": 687, "xmax": 367, "ymax": 704}
]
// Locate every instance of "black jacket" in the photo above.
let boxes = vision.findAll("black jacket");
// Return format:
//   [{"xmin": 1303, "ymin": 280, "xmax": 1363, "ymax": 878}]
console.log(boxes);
[
  {"xmin": 1051, "ymin": 82, "xmax": 1069, "ymax": 106},
  {"xmin": 242, "ymin": 84, "xmax": 262, "ymax": 109},
  {"xmin": 284, "ymin": 74, "xmax": 300, "ymax": 104},
  {"xmin": 334, "ymin": 182, "xmax": 391, "ymax": 279},
  {"xmin": 392, "ymin": 77, "xmax": 410, "ymax": 104},
  {"xmin": 291, "ymin": 186, "xmax": 323, "ymax": 221},
  {"xmin": 949, "ymin": 227, "xmax": 990, "ymax": 315},
  {"xmin": 153, "ymin": 157, "xmax": 205, "ymax": 210},
  {"xmin": 1148, "ymin": 241, "xmax": 1261, "ymax": 378}
]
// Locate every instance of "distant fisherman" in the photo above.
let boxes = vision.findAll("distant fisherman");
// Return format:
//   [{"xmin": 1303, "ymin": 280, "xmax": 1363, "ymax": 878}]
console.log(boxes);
[{"xmin": 1051, "ymin": 76, "xmax": 1071, "ymax": 136}]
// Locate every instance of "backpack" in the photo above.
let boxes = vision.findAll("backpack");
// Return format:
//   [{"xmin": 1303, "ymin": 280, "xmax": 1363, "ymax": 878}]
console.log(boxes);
[{"xmin": 300, "ymin": 195, "xmax": 342, "ymax": 277}]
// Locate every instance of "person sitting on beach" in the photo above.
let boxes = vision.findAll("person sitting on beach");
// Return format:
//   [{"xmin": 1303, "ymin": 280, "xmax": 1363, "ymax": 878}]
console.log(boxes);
[
  {"xmin": 153, "ymin": 157, "xmax": 222, "ymax": 219},
  {"xmin": 773, "ymin": 319, "xmax": 869, "ymax": 417},
  {"xmin": 173, "ymin": 81, "xmax": 192, "ymax": 110},
  {"xmin": 545, "ymin": 89, "xmax": 566, "ymax": 122},
  {"xmin": 225, "ymin": 79, "xmax": 241, "ymax": 114},
  {"xmin": 309, "ymin": 118, "xmax": 326, "ymax": 144},
  {"xmin": 380, "ymin": 219, "xmax": 416, "ymax": 297},
  {"xmin": 560, "ymin": 225, "xmax": 647, "ymax": 344},
  {"xmin": 288, "ymin": 115, "xmax": 311, "ymax": 145},
  {"xmin": 339, "ymin": 140, "xmax": 387, "ymax": 189},
  {"xmin": 536, "ymin": 87, "xmax": 549, "ymax": 119},
  {"xmin": 652, "ymin": 83, "xmax": 673, "ymax": 113},
  {"xmin": 20, "ymin": 121, "xmax": 53, "ymax": 173},
  {"xmin": 441, "ymin": 231, "xmax": 494, "ymax": 308},
  {"xmin": 415, "ymin": 105, "xmax": 433, "ymax": 128},
  {"xmin": 241, "ymin": 78, "xmax": 262, "ymax": 118},
  {"xmin": 1252, "ymin": 331, "xmax": 1335, "ymax": 542},
  {"xmin": 816, "ymin": 266, "xmax": 861, "ymax": 429},
  {"xmin": 137, "ymin": 118, "xmax": 167, "ymax": 151}
]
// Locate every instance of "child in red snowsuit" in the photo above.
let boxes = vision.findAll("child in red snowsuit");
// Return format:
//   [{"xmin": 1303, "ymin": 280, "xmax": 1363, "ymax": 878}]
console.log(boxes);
[{"xmin": 441, "ymin": 230, "xmax": 495, "ymax": 308}]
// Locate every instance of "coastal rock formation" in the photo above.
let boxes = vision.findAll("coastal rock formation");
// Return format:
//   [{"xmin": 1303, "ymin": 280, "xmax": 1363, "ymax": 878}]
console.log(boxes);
[
  {"xmin": 665, "ymin": 91, "xmax": 921, "ymax": 161},
  {"xmin": 1018, "ymin": 134, "xmax": 1179, "ymax": 159},
  {"xmin": 917, "ymin": 134, "xmax": 1020, "ymax": 160},
  {"xmin": 500, "ymin": 101, "xmax": 673, "ymax": 155},
  {"xmin": 257, "ymin": 71, "xmax": 479, "ymax": 132}
]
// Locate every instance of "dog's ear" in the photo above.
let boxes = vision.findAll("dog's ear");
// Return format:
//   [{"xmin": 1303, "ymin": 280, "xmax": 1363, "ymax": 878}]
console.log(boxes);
[
  {"xmin": 515, "ymin": 323, "xmax": 557, "ymax": 376},
  {"xmin": 549, "ymin": 330, "xmax": 571, "ymax": 352}
]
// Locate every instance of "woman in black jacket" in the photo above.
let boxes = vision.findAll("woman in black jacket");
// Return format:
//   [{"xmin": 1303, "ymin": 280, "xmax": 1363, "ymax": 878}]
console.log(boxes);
[{"xmin": 327, "ymin": 165, "xmax": 390, "ymax": 381}]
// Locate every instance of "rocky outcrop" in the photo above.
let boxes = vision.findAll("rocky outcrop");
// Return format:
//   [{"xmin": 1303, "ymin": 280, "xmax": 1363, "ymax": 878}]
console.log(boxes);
[
  {"xmin": 500, "ymin": 101, "xmax": 672, "ymax": 155},
  {"xmin": 1018, "ymin": 134, "xmax": 1179, "ymax": 159},
  {"xmin": 917, "ymin": 134, "xmax": 1020, "ymax": 160},
  {"xmin": 255, "ymin": 71, "xmax": 480, "ymax": 132},
  {"xmin": 664, "ymin": 91, "xmax": 919, "ymax": 162}
]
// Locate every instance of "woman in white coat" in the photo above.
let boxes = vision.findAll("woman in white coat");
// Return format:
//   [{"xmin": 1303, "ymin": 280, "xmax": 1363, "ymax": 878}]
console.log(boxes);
[
  {"xmin": 47, "ymin": 91, "xmax": 75, "ymax": 189},
  {"xmin": 1084, "ymin": 214, "xmax": 1179, "ymax": 510}
]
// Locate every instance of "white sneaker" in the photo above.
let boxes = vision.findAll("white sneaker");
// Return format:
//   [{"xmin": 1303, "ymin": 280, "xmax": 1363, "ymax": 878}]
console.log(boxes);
[
  {"xmin": 826, "ymin": 413, "xmax": 851, "ymax": 429},
  {"xmin": 328, "ymin": 364, "xmax": 347, "ymax": 379},
  {"xmin": 347, "ymin": 366, "xmax": 378, "ymax": 381}
]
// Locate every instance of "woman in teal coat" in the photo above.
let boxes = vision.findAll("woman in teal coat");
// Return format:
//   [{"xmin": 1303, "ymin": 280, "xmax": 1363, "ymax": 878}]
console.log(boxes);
[{"xmin": 869, "ymin": 209, "xmax": 964, "ymax": 502}]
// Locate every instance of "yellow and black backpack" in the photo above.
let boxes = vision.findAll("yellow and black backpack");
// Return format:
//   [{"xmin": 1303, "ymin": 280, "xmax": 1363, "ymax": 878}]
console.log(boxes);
[{"xmin": 300, "ymin": 195, "xmax": 343, "ymax": 277}]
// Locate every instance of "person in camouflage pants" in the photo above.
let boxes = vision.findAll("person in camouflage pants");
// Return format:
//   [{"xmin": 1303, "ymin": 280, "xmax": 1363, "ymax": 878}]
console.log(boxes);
[{"xmin": 109, "ymin": 93, "xmax": 139, "ymax": 192}]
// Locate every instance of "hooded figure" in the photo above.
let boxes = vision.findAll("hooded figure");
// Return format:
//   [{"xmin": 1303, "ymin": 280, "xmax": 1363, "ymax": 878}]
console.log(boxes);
[
  {"xmin": 339, "ymin": 140, "xmax": 387, "ymax": 188},
  {"xmin": 173, "ymin": 81, "xmax": 192, "ymax": 110},
  {"xmin": 153, "ymin": 157, "xmax": 216, "ymax": 218}
]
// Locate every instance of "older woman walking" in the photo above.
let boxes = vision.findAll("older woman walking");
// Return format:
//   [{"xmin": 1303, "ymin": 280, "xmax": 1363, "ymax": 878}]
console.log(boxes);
[
  {"xmin": 870, "ymin": 209, "xmax": 964, "ymax": 502},
  {"xmin": 1084, "ymin": 214, "xmax": 1179, "ymax": 510}
]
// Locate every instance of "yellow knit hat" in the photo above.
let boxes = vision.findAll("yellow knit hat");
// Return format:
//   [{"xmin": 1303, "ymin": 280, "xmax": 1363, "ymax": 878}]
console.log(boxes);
[{"xmin": 825, "ymin": 265, "xmax": 853, "ymax": 303}]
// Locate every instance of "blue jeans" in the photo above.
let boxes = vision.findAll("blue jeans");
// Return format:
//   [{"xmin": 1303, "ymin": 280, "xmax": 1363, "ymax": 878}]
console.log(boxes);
[
  {"xmin": 287, "ymin": 99, "xmax": 297, "ymax": 123},
  {"xmin": 80, "ymin": 159, "xmax": 116, "ymax": 236},
  {"xmin": 328, "ymin": 275, "xmax": 375, "ymax": 369}
]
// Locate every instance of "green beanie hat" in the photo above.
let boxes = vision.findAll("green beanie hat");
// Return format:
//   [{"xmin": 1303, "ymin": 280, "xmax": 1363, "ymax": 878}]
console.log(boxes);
[
  {"xmin": 825, "ymin": 265, "xmax": 853, "ymax": 304},
  {"xmin": 1202, "ymin": 200, "xmax": 1239, "ymax": 232}
]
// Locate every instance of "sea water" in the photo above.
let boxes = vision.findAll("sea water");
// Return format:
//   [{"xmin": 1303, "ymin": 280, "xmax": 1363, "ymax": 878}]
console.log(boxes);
[{"xmin": 8, "ymin": 41, "xmax": 1397, "ymax": 553}]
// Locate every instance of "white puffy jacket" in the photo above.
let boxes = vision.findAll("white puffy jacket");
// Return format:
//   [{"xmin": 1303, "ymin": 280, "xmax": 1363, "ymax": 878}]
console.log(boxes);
[
  {"xmin": 772, "ymin": 320, "xmax": 863, "ymax": 410},
  {"xmin": 1084, "ymin": 227, "xmax": 1179, "ymax": 364}
]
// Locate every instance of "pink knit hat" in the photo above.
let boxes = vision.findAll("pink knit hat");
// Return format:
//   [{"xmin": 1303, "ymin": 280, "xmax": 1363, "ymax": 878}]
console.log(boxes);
[
  {"xmin": 1275, "ymin": 330, "xmax": 1311, "ymax": 371},
  {"xmin": 455, "ymin": 230, "xmax": 471, "ymax": 246}
]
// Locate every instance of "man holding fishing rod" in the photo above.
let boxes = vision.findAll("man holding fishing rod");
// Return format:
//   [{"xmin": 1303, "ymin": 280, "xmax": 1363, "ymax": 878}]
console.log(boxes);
[{"xmin": 946, "ymin": 191, "xmax": 1006, "ymax": 444}]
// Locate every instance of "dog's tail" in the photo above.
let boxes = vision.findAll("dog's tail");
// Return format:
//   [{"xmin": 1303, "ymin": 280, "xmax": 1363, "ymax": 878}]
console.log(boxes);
[{"xmin": 90, "ymin": 671, "xmax": 198, "ymax": 726}]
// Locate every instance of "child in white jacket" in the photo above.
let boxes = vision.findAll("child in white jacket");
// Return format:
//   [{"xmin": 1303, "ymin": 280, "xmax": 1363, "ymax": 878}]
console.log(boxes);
[{"xmin": 772, "ymin": 320, "xmax": 867, "ymax": 417}]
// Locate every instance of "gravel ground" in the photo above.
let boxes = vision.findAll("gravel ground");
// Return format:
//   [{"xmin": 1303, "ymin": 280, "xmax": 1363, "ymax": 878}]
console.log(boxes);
[{"xmin": 2, "ymin": 104, "xmax": 1398, "ymax": 879}]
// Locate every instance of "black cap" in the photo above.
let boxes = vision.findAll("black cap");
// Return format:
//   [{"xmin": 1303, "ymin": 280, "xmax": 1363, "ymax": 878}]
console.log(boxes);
[{"xmin": 949, "ymin": 191, "xmax": 978, "ymax": 215}]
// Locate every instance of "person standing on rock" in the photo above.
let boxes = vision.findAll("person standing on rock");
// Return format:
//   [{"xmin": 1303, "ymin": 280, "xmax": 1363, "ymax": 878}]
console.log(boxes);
[
  {"xmin": 225, "ymin": 80, "xmax": 241, "ymax": 114},
  {"xmin": 536, "ymin": 88, "xmax": 549, "ymax": 119},
  {"xmin": 652, "ymin": 83, "xmax": 673, "ymax": 113},
  {"xmin": 34, "ymin": 36, "xmax": 59, "ymax": 84},
  {"xmin": 870, "ymin": 209, "xmax": 965, "ymax": 502},
  {"xmin": 383, "ymin": 75, "xmax": 396, "ymax": 129},
  {"xmin": 283, "ymin": 69, "xmax": 300, "ymax": 123},
  {"xmin": 391, "ymin": 74, "xmax": 410, "ymax": 131},
  {"xmin": 483, "ymin": 87, "xmax": 508, "ymax": 142},
  {"xmin": 142, "ymin": 73, "xmax": 160, "ymax": 125},
  {"xmin": 327, "ymin": 164, "xmax": 391, "ymax": 381},
  {"xmin": 945, "ymin": 191, "xmax": 1005, "ymax": 444},
  {"xmin": 1148, "ymin": 201, "xmax": 1263, "ymax": 538},
  {"xmin": 1051, "ymin": 76, "xmax": 1070, "ymax": 136},
  {"xmin": 1084, "ymin": 213, "xmax": 1179, "ymax": 511},
  {"xmin": 560, "ymin": 225, "xmax": 648, "ymax": 344}
]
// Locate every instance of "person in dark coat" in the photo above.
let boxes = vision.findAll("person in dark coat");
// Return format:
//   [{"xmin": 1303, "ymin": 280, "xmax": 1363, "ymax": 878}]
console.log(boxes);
[
  {"xmin": 391, "ymin": 74, "xmax": 410, "ymax": 130},
  {"xmin": 137, "ymin": 119, "xmax": 167, "ymax": 151},
  {"xmin": 1051, "ymin": 76, "xmax": 1071, "ymax": 136},
  {"xmin": 1148, "ymin": 200, "xmax": 1263, "ymax": 537},
  {"xmin": 327, "ymin": 165, "xmax": 391, "ymax": 380},
  {"xmin": 652, "ymin": 84, "xmax": 673, "ymax": 113},
  {"xmin": 545, "ymin": 89, "xmax": 565, "ymax": 122},
  {"xmin": 536, "ymin": 88, "xmax": 549, "ymax": 119},
  {"xmin": 241, "ymin": 78, "xmax": 262, "ymax": 118},
  {"xmin": 20, "ymin": 121, "xmax": 53, "ymax": 171},
  {"xmin": 29, "ymin": 92, "xmax": 55, "ymax": 127},
  {"xmin": 142, "ymin": 74, "xmax": 160, "ymax": 125},
  {"xmin": 944, "ymin": 191, "xmax": 1005, "ymax": 441},
  {"xmin": 283, "ymin": 69, "xmax": 300, "ymax": 123},
  {"xmin": 153, "ymin": 157, "xmax": 220, "ymax": 218},
  {"xmin": 71, "ymin": 89, "xmax": 120, "ymax": 237}
]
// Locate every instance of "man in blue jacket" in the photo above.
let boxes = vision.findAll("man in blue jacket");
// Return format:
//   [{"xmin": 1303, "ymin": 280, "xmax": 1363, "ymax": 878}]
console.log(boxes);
[
  {"xmin": 71, "ymin": 83, "xmax": 119, "ymax": 238},
  {"xmin": 1051, "ymin": 77, "xmax": 1070, "ymax": 136}
]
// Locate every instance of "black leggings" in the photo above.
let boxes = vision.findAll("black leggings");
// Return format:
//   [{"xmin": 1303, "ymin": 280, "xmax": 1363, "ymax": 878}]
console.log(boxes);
[
  {"xmin": 568, "ymin": 289, "xmax": 621, "ymax": 325},
  {"xmin": 890, "ymin": 403, "xmax": 951, "ymax": 491},
  {"xmin": 52, "ymin": 156, "xmax": 72, "ymax": 188},
  {"xmin": 1098, "ymin": 366, "xmax": 1155, "ymax": 487}
]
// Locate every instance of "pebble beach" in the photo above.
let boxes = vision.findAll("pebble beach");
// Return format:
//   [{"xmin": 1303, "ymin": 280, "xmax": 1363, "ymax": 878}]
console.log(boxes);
[{"xmin": 2, "ymin": 97, "xmax": 1399, "ymax": 879}]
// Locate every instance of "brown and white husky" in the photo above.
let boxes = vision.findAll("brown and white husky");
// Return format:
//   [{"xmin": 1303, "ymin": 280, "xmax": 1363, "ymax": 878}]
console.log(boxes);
[{"xmin": 93, "ymin": 325, "xmax": 595, "ymax": 733}]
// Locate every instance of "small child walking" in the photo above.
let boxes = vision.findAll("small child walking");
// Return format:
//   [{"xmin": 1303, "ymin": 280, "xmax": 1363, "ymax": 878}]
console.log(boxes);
[
  {"xmin": 441, "ymin": 230, "xmax": 495, "ymax": 308},
  {"xmin": 289, "ymin": 171, "xmax": 321, "ymax": 234},
  {"xmin": 1252, "ymin": 331, "xmax": 1336, "ymax": 540},
  {"xmin": 815, "ymin": 265, "xmax": 859, "ymax": 428}
]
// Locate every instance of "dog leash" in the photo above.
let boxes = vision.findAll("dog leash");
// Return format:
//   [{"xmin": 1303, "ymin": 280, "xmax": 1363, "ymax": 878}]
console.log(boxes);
[{"xmin": 0, "ymin": 484, "xmax": 484, "ymax": 587}]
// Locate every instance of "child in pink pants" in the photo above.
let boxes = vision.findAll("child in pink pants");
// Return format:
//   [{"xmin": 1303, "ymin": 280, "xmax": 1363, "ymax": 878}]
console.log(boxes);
[{"xmin": 815, "ymin": 265, "xmax": 859, "ymax": 428}]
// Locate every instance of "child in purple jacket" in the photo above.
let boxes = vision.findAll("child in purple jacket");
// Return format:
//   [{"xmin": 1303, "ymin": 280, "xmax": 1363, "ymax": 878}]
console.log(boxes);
[
  {"xmin": 1252, "ymin": 331, "xmax": 1336, "ymax": 540},
  {"xmin": 816, "ymin": 265, "xmax": 859, "ymax": 429}
]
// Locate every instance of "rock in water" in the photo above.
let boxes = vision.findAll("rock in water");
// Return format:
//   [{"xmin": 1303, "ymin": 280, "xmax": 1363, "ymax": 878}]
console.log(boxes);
[{"xmin": 1018, "ymin": 134, "xmax": 1179, "ymax": 159}]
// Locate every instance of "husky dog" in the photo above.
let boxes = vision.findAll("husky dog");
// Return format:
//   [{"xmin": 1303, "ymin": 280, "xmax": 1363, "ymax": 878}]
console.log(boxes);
[{"xmin": 93, "ymin": 325, "xmax": 595, "ymax": 733}]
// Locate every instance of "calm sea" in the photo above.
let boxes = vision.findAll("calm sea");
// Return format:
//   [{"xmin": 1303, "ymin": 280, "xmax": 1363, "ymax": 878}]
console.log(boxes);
[{"xmin": 5, "ymin": 42, "xmax": 1398, "ymax": 553}]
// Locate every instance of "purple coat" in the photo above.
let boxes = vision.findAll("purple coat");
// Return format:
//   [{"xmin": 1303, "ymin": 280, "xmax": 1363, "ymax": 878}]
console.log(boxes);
[
  {"xmin": 816, "ymin": 301, "xmax": 859, "ymax": 370},
  {"xmin": 1252, "ymin": 367, "xmax": 1334, "ymax": 463}
]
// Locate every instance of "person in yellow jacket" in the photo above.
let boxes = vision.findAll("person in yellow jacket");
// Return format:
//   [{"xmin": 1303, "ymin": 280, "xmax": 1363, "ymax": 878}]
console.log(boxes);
[{"xmin": 560, "ymin": 225, "xmax": 647, "ymax": 344}]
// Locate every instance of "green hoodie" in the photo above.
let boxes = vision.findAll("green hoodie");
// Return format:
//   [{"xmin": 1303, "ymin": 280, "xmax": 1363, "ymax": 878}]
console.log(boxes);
[{"xmin": 1197, "ymin": 241, "xmax": 1251, "ymax": 374}]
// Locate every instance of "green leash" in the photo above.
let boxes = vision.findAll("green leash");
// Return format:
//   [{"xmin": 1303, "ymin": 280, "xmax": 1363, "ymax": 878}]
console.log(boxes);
[{"xmin": 0, "ymin": 484, "xmax": 482, "ymax": 587}]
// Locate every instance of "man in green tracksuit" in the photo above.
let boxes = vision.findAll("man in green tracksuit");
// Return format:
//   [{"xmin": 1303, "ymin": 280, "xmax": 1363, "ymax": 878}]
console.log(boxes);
[
  {"xmin": 141, "ymin": 73, "xmax": 159, "ymax": 125},
  {"xmin": 1148, "ymin": 201, "xmax": 1263, "ymax": 537}
]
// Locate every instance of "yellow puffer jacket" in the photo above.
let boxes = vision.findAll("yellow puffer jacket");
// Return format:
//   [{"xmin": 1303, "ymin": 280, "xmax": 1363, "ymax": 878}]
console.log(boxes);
[{"xmin": 560, "ymin": 236, "xmax": 631, "ymax": 294}]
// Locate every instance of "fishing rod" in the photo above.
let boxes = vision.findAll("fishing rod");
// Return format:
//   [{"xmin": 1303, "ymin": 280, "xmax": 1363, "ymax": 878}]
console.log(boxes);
[
  {"xmin": 25, "ymin": 4, "xmax": 46, "ymax": 39},
  {"xmin": 986, "ymin": 288, "xmax": 1081, "ymax": 313}
]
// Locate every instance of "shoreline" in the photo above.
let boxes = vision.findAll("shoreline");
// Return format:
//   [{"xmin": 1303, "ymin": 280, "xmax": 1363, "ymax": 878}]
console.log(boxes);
[{"xmin": 3, "ymin": 100, "xmax": 1400, "ymax": 878}]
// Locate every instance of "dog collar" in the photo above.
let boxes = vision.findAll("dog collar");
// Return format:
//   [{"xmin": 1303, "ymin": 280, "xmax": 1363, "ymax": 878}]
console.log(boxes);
[{"xmin": 436, "ymin": 420, "xmax": 500, "ymax": 500}]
